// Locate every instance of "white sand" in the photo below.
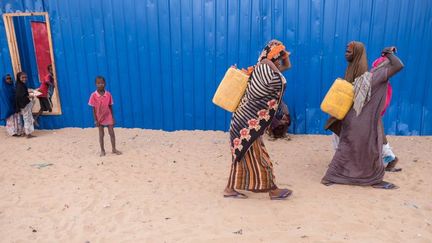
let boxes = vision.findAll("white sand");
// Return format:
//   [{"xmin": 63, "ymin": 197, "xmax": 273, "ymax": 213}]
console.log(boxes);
[{"xmin": 0, "ymin": 127, "xmax": 431, "ymax": 243}]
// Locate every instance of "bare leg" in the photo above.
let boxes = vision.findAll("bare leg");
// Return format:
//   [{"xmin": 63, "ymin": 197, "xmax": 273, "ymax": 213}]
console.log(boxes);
[
  {"xmin": 381, "ymin": 119, "xmax": 400, "ymax": 171},
  {"xmin": 108, "ymin": 125, "xmax": 121, "ymax": 155},
  {"xmin": 99, "ymin": 126, "xmax": 106, "ymax": 156},
  {"xmin": 381, "ymin": 122, "xmax": 388, "ymax": 144},
  {"xmin": 33, "ymin": 109, "xmax": 43, "ymax": 127}
]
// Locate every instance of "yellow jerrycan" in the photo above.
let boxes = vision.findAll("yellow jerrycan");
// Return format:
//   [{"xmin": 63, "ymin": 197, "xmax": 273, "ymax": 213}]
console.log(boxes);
[
  {"xmin": 212, "ymin": 67, "xmax": 249, "ymax": 112},
  {"xmin": 321, "ymin": 78, "xmax": 354, "ymax": 120}
]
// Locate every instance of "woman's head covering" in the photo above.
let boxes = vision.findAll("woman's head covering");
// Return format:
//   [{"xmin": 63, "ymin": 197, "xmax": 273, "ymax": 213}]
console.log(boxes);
[
  {"xmin": 1, "ymin": 74, "xmax": 16, "ymax": 120},
  {"xmin": 241, "ymin": 39, "xmax": 287, "ymax": 76},
  {"xmin": 16, "ymin": 72, "xmax": 26, "ymax": 83},
  {"xmin": 257, "ymin": 39, "xmax": 286, "ymax": 63},
  {"xmin": 2, "ymin": 74, "xmax": 12, "ymax": 87},
  {"xmin": 345, "ymin": 41, "xmax": 368, "ymax": 83}
]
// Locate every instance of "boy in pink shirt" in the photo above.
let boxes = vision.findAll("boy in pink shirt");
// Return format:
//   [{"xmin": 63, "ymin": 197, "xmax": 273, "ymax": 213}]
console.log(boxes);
[{"xmin": 88, "ymin": 76, "xmax": 121, "ymax": 156}]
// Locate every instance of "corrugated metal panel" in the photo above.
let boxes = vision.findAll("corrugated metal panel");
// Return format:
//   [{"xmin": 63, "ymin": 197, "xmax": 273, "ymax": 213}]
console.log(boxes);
[
  {"xmin": 13, "ymin": 15, "xmax": 45, "ymax": 88},
  {"xmin": 0, "ymin": 0, "xmax": 431, "ymax": 135}
]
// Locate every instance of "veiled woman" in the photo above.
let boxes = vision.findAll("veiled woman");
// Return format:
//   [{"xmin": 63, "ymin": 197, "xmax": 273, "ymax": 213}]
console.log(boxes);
[
  {"xmin": 224, "ymin": 40, "xmax": 293, "ymax": 200},
  {"xmin": 322, "ymin": 43, "xmax": 403, "ymax": 189},
  {"xmin": 1, "ymin": 74, "xmax": 23, "ymax": 136}
]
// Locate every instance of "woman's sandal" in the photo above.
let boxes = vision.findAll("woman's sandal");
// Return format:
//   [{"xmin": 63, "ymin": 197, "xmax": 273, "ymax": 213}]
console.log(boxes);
[
  {"xmin": 270, "ymin": 188, "xmax": 293, "ymax": 200},
  {"xmin": 385, "ymin": 157, "xmax": 402, "ymax": 172},
  {"xmin": 224, "ymin": 191, "xmax": 248, "ymax": 199},
  {"xmin": 321, "ymin": 179, "xmax": 334, "ymax": 186},
  {"xmin": 372, "ymin": 181, "xmax": 399, "ymax": 190}
]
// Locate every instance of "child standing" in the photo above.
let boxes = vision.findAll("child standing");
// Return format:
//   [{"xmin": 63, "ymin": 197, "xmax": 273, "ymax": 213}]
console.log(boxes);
[
  {"xmin": 34, "ymin": 65, "xmax": 54, "ymax": 126},
  {"xmin": 15, "ymin": 72, "xmax": 35, "ymax": 138},
  {"xmin": 88, "ymin": 76, "xmax": 122, "ymax": 156},
  {"xmin": 1, "ymin": 74, "xmax": 23, "ymax": 136}
]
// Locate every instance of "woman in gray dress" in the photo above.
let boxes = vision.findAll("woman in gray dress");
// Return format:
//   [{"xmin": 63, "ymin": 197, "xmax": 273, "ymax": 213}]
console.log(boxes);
[{"xmin": 322, "ymin": 44, "xmax": 403, "ymax": 189}]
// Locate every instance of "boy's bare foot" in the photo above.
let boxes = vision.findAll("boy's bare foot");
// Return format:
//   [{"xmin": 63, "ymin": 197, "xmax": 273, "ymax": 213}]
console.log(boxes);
[
  {"xmin": 385, "ymin": 157, "xmax": 402, "ymax": 172},
  {"xmin": 112, "ymin": 150, "xmax": 122, "ymax": 155},
  {"xmin": 100, "ymin": 151, "xmax": 106, "ymax": 157},
  {"xmin": 26, "ymin": 134, "xmax": 36, "ymax": 139}
]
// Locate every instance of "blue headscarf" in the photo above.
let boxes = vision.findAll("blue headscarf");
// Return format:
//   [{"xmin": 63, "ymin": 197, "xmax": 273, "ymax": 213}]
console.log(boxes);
[{"xmin": 0, "ymin": 74, "xmax": 16, "ymax": 120}]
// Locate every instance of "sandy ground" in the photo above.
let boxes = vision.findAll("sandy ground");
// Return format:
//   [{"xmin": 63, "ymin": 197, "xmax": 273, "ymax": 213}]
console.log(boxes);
[{"xmin": 0, "ymin": 127, "xmax": 431, "ymax": 243}]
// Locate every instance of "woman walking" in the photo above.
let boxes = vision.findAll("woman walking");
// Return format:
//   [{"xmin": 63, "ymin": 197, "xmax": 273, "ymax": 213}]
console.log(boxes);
[
  {"xmin": 321, "ymin": 44, "xmax": 403, "ymax": 189},
  {"xmin": 224, "ymin": 40, "xmax": 293, "ymax": 200},
  {"xmin": 325, "ymin": 41, "xmax": 369, "ymax": 136}
]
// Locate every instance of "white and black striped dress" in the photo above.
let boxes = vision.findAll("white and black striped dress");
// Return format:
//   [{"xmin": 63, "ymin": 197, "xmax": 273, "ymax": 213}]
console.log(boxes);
[{"xmin": 229, "ymin": 61, "xmax": 286, "ymax": 162}]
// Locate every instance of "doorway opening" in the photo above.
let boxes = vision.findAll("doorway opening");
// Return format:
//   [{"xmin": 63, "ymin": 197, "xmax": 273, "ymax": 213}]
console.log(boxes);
[{"xmin": 3, "ymin": 12, "xmax": 62, "ymax": 115}]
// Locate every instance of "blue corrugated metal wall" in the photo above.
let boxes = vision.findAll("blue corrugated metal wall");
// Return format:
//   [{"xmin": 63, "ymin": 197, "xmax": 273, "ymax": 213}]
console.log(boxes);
[
  {"xmin": 0, "ymin": 0, "xmax": 431, "ymax": 135},
  {"xmin": 13, "ymin": 16, "xmax": 45, "ymax": 89}
]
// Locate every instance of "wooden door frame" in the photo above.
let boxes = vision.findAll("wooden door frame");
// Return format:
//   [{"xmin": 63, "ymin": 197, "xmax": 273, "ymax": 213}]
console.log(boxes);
[{"xmin": 3, "ymin": 12, "xmax": 62, "ymax": 115}]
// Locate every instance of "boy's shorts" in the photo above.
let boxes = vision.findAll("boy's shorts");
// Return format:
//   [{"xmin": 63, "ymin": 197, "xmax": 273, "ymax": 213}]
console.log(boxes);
[{"xmin": 38, "ymin": 97, "xmax": 52, "ymax": 112}]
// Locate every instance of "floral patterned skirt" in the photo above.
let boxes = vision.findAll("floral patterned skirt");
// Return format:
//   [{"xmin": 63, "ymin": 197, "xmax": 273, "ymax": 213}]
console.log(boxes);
[
  {"xmin": 226, "ymin": 137, "xmax": 276, "ymax": 192},
  {"xmin": 21, "ymin": 101, "xmax": 34, "ymax": 135},
  {"xmin": 6, "ymin": 113, "xmax": 24, "ymax": 136}
]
